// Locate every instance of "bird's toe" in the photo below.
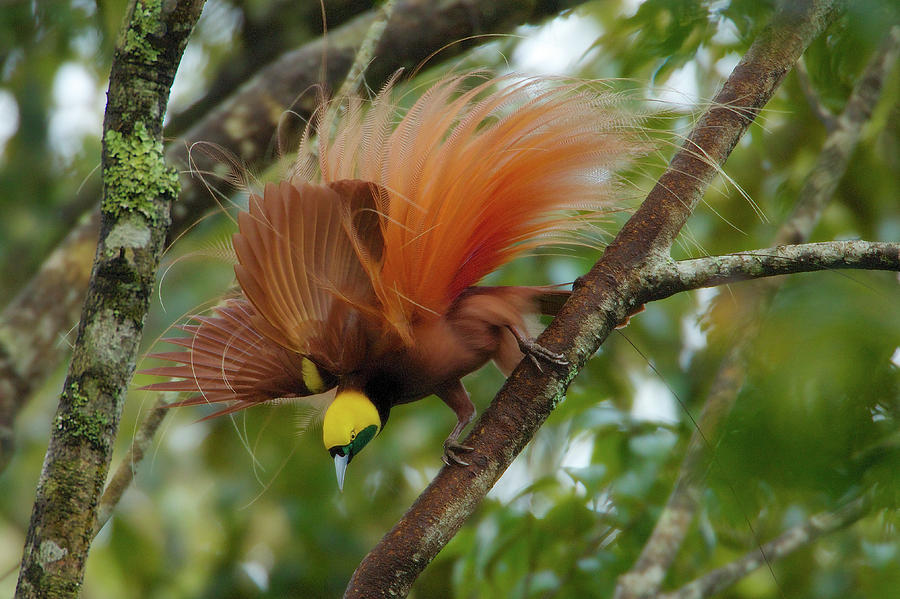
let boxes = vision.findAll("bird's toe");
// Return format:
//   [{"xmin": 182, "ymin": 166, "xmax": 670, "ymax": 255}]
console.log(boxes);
[
  {"xmin": 519, "ymin": 337, "xmax": 568, "ymax": 368},
  {"xmin": 442, "ymin": 439, "xmax": 474, "ymax": 466}
]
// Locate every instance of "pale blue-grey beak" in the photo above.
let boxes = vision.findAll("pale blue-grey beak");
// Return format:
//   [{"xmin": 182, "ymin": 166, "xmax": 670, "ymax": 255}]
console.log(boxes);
[{"xmin": 334, "ymin": 453, "xmax": 349, "ymax": 492}]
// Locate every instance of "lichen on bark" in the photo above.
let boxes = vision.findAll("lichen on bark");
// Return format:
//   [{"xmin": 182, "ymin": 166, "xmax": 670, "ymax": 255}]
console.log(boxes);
[
  {"xmin": 54, "ymin": 380, "xmax": 113, "ymax": 452},
  {"xmin": 120, "ymin": 0, "xmax": 166, "ymax": 63},
  {"xmin": 102, "ymin": 124, "xmax": 179, "ymax": 223}
]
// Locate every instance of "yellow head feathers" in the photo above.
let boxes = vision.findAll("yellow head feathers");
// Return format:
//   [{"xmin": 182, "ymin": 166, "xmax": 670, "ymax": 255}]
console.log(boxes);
[
  {"xmin": 323, "ymin": 390, "xmax": 381, "ymax": 452},
  {"xmin": 323, "ymin": 390, "xmax": 381, "ymax": 491}
]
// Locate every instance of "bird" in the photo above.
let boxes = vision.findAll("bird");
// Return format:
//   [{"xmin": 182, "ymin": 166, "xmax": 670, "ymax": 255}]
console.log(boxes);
[{"xmin": 141, "ymin": 72, "xmax": 642, "ymax": 489}]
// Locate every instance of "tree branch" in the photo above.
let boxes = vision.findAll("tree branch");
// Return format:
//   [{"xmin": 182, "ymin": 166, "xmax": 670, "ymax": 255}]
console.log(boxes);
[
  {"xmin": 613, "ymin": 22, "xmax": 899, "ymax": 599},
  {"xmin": 647, "ymin": 240, "xmax": 900, "ymax": 299},
  {"xmin": 794, "ymin": 57, "xmax": 838, "ymax": 132},
  {"xmin": 0, "ymin": 0, "xmax": 591, "ymax": 476},
  {"xmin": 0, "ymin": 211, "xmax": 100, "ymax": 473},
  {"xmin": 162, "ymin": 0, "xmax": 377, "ymax": 138},
  {"xmin": 166, "ymin": 0, "xmax": 592, "ymax": 231},
  {"xmin": 14, "ymin": 1, "xmax": 204, "ymax": 597},
  {"xmin": 93, "ymin": 396, "xmax": 170, "ymax": 537},
  {"xmin": 658, "ymin": 496, "xmax": 871, "ymax": 599},
  {"xmin": 344, "ymin": 2, "xmax": 838, "ymax": 597}
]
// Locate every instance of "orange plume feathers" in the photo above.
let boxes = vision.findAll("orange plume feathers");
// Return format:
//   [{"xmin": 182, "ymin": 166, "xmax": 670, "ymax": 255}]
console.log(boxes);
[{"xmin": 293, "ymin": 73, "xmax": 644, "ymax": 339}]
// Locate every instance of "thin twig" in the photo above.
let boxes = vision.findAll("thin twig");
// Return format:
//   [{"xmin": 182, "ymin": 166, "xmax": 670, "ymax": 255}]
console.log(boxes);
[
  {"xmin": 649, "ymin": 240, "xmax": 900, "ymax": 298},
  {"xmin": 658, "ymin": 496, "xmax": 871, "ymax": 599},
  {"xmin": 335, "ymin": 0, "xmax": 397, "ymax": 99},
  {"xmin": 93, "ymin": 397, "xmax": 170, "ymax": 537},
  {"xmin": 794, "ymin": 57, "xmax": 838, "ymax": 131}
]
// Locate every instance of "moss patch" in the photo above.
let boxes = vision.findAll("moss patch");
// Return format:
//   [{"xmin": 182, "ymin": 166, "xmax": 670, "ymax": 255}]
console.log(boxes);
[
  {"xmin": 122, "ymin": 0, "xmax": 165, "ymax": 63},
  {"xmin": 56, "ymin": 380, "xmax": 112, "ymax": 452},
  {"xmin": 102, "ymin": 122, "xmax": 178, "ymax": 223}
]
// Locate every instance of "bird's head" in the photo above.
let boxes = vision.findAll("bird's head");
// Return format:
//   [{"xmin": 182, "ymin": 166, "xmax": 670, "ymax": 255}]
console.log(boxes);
[{"xmin": 322, "ymin": 389, "xmax": 381, "ymax": 490}]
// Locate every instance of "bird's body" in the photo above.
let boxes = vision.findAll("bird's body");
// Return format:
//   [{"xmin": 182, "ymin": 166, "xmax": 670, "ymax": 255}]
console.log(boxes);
[{"xmin": 142, "ymin": 73, "xmax": 643, "ymax": 485}]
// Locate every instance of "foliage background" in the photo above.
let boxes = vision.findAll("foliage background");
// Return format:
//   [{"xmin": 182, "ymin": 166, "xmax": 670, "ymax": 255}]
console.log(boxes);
[{"xmin": 1, "ymin": 0, "xmax": 898, "ymax": 597}]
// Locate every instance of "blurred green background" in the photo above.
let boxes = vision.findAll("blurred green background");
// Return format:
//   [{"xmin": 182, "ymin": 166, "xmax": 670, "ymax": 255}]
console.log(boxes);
[{"xmin": 1, "ymin": 1, "xmax": 899, "ymax": 597}]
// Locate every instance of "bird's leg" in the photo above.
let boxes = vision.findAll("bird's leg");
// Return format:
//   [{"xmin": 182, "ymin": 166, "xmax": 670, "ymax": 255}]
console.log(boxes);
[
  {"xmin": 436, "ymin": 380, "xmax": 476, "ymax": 466},
  {"xmin": 506, "ymin": 325, "xmax": 568, "ymax": 372}
]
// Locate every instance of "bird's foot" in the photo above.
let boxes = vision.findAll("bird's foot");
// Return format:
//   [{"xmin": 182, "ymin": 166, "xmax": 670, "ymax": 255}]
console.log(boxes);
[
  {"xmin": 517, "ymin": 336, "xmax": 568, "ymax": 372},
  {"xmin": 442, "ymin": 438, "xmax": 474, "ymax": 466}
]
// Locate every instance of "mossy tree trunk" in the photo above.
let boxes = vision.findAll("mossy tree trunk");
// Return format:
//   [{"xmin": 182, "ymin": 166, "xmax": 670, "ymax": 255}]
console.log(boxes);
[{"xmin": 14, "ymin": 1, "xmax": 205, "ymax": 597}]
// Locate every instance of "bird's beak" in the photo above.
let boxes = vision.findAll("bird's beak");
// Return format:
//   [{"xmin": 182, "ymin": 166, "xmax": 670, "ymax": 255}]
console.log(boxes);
[{"xmin": 334, "ymin": 452, "xmax": 350, "ymax": 492}]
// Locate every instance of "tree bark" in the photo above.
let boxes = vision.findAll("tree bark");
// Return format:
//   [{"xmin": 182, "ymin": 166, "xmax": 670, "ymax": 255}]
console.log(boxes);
[
  {"xmin": 649, "ymin": 240, "xmax": 900, "ymax": 298},
  {"xmin": 14, "ymin": 1, "xmax": 204, "ymax": 596}
]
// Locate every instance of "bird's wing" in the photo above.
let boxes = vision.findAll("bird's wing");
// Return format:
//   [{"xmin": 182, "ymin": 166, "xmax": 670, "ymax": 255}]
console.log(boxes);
[
  {"xmin": 232, "ymin": 180, "xmax": 383, "ymax": 374},
  {"xmin": 307, "ymin": 73, "xmax": 643, "ymax": 339},
  {"xmin": 140, "ymin": 299, "xmax": 335, "ymax": 418}
]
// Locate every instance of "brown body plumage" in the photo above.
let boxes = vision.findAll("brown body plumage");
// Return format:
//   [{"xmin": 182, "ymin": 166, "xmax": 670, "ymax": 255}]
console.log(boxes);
[{"xmin": 142, "ymin": 73, "xmax": 642, "ymax": 483}]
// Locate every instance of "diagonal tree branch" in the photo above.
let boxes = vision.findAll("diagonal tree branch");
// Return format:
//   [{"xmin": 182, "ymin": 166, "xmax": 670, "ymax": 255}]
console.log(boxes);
[
  {"xmin": 14, "ymin": 1, "xmax": 204, "ymax": 597},
  {"xmin": 0, "ymin": 211, "xmax": 100, "ymax": 473},
  {"xmin": 93, "ymin": 396, "xmax": 169, "ymax": 537},
  {"xmin": 0, "ymin": 0, "xmax": 591, "ymax": 476},
  {"xmin": 613, "ymin": 22, "xmax": 900, "ymax": 599},
  {"xmin": 344, "ymin": 1, "xmax": 839, "ymax": 597},
  {"xmin": 657, "ymin": 496, "xmax": 871, "ymax": 599},
  {"xmin": 793, "ymin": 57, "xmax": 838, "ymax": 132},
  {"xmin": 162, "ymin": 0, "xmax": 378, "ymax": 138}
]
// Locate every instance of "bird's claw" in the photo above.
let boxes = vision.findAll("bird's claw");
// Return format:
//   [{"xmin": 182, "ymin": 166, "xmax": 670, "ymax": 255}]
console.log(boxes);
[
  {"xmin": 442, "ymin": 438, "xmax": 474, "ymax": 466},
  {"xmin": 518, "ymin": 337, "xmax": 568, "ymax": 371}
]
